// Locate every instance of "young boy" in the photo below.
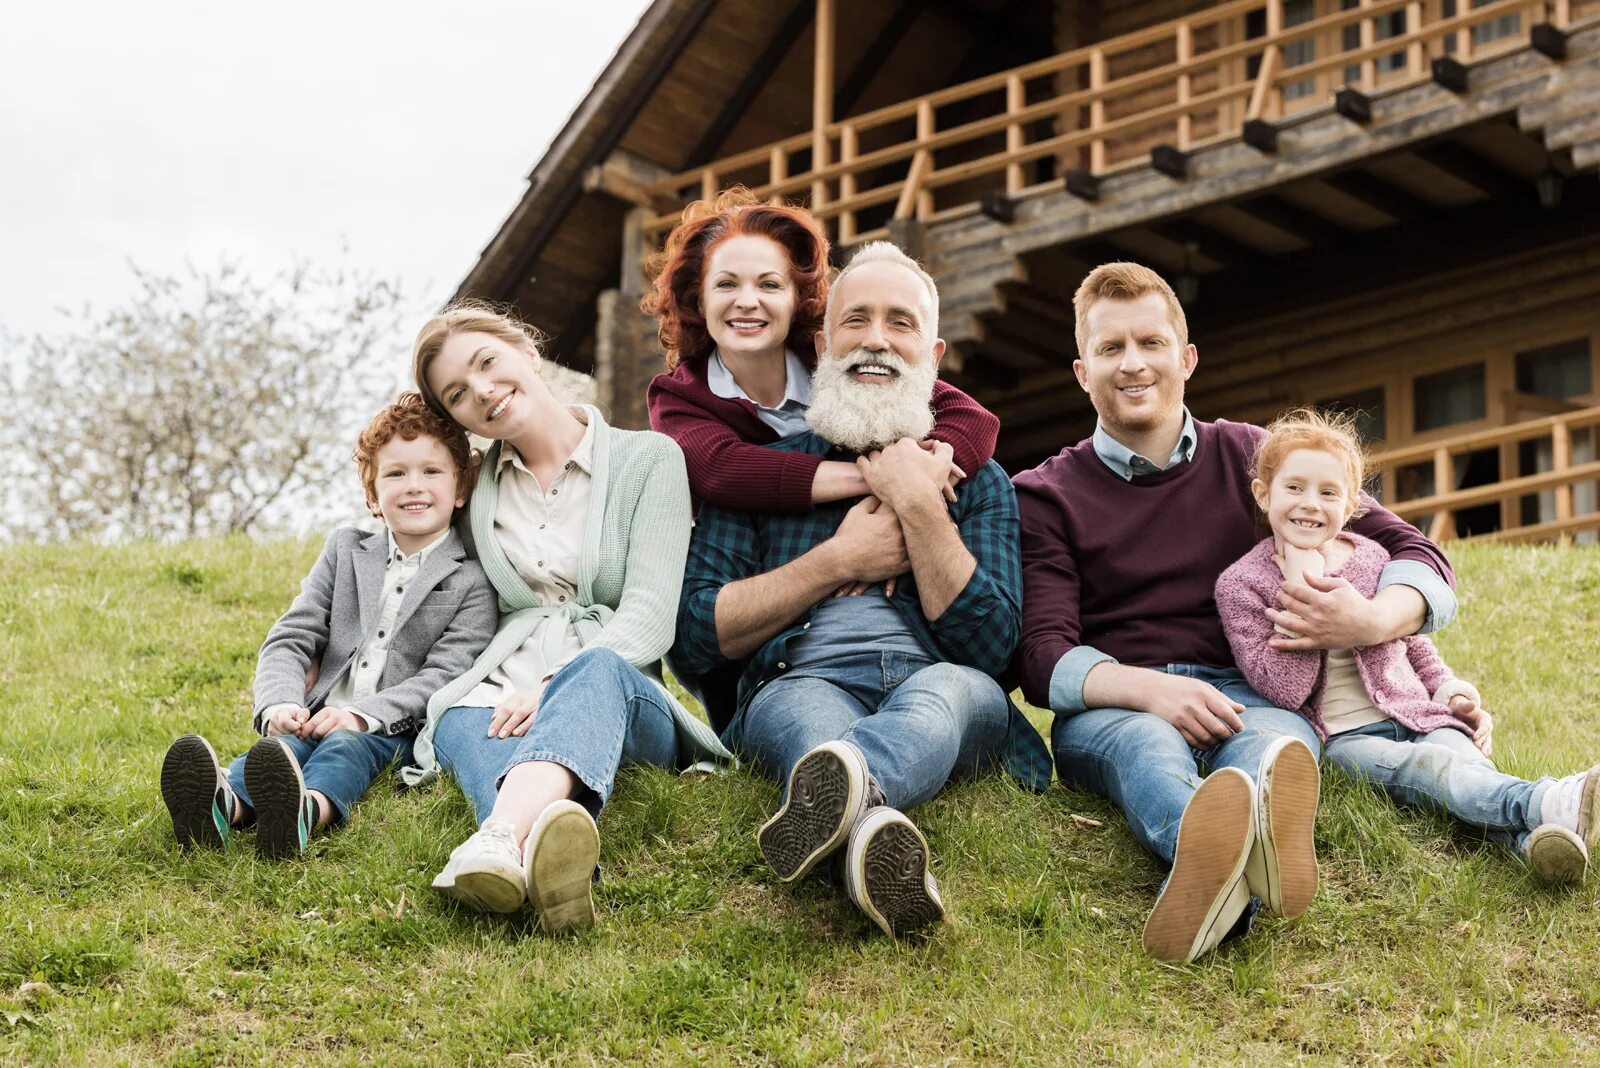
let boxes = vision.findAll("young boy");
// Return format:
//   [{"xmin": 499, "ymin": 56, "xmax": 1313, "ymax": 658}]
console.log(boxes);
[{"xmin": 160, "ymin": 391, "xmax": 498, "ymax": 858}]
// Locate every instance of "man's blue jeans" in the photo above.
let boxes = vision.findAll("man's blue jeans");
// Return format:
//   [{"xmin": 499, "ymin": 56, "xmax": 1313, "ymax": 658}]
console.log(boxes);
[
  {"xmin": 1052, "ymin": 665, "xmax": 1321, "ymax": 866},
  {"xmin": 432, "ymin": 648, "xmax": 679, "ymax": 825},
  {"xmin": 227, "ymin": 729, "xmax": 412, "ymax": 824},
  {"xmin": 1324, "ymin": 719, "xmax": 1551, "ymax": 852},
  {"xmin": 724, "ymin": 652, "xmax": 1010, "ymax": 811}
]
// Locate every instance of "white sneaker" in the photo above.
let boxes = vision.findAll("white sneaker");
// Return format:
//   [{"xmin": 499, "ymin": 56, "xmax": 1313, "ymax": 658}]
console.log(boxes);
[
  {"xmin": 1143, "ymin": 767, "xmax": 1256, "ymax": 963},
  {"xmin": 1525, "ymin": 824, "xmax": 1589, "ymax": 885},
  {"xmin": 524, "ymin": 800, "xmax": 600, "ymax": 935},
  {"xmin": 1243, "ymin": 737, "xmax": 1320, "ymax": 919},
  {"xmin": 432, "ymin": 820, "xmax": 526, "ymax": 913},
  {"xmin": 1539, "ymin": 765, "xmax": 1600, "ymax": 852},
  {"xmin": 758, "ymin": 741, "xmax": 871, "ymax": 882},
  {"xmin": 843, "ymin": 807, "xmax": 944, "ymax": 938}
]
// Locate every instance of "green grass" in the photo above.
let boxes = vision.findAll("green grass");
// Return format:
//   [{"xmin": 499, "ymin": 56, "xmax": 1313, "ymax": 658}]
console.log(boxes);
[{"xmin": 2, "ymin": 537, "xmax": 1598, "ymax": 1065}]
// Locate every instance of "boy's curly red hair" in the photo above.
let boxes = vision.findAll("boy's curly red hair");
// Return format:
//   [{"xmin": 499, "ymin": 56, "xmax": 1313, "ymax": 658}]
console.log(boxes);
[
  {"xmin": 641, "ymin": 186, "xmax": 831, "ymax": 370},
  {"xmin": 354, "ymin": 391, "xmax": 477, "ymax": 517}
]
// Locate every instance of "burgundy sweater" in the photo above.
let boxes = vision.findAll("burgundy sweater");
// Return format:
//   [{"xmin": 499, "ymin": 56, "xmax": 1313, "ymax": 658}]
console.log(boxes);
[
  {"xmin": 1012, "ymin": 418, "xmax": 1455, "ymax": 710},
  {"xmin": 647, "ymin": 356, "xmax": 1000, "ymax": 512},
  {"xmin": 1216, "ymin": 533, "xmax": 1472, "ymax": 741}
]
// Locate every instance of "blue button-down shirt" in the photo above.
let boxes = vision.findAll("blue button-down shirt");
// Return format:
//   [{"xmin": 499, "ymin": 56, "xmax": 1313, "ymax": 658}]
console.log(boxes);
[
  {"xmin": 675, "ymin": 432, "xmax": 1052, "ymax": 791},
  {"xmin": 707, "ymin": 347, "xmax": 812, "ymax": 439},
  {"xmin": 1049, "ymin": 411, "xmax": 1458, "ymax": 716}
]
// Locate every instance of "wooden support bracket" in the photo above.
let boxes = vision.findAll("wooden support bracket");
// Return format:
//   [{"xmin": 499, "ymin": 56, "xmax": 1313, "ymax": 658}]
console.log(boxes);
[
  {"xmin": 1242, "ymin": 119, "xmax": 1279, "ymax": 153},
  {"xmin": 1334, "ymin": 88, "xmax": 1373, "ymax": 124},
  {"xmin": 1150, "ymin": 144, "xmax": 1188, "ymax": 179},
  {"xmin": 1431, "ymin": 56, "xmax": 1469, "ymax": 93},
  {"xmin": 1531, "ymin": 23, "xmax": 1569, "ymax": 61},
  {"xmin": 1064, "ymin": 169, "xmax": 1100, "ymax": 201},
  {"xmin": 582, "ymin": 149, "xmax": 675, "ymax": 211},
  {"xmin": 980, "ymin": 193, "xmax": 1017, "ymax": 223}
]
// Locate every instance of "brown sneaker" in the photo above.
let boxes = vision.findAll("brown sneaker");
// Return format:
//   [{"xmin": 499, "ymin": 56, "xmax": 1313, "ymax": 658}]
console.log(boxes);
[{"xmin": 1143, "ymin": 768, "xmax": 1255, "ymax": 963}]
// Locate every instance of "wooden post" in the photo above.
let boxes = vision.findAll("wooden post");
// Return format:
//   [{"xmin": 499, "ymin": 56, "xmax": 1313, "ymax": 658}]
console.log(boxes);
[
  {"xmin": 1176, "ymin": 20, "xmax": 1193, "ymax": 151},
  {"xmin": 768, "ymin": 145, "xmax": 787, "ymax": 205},
  {"xmin": 1089, "ymin": 48, "xmax": 1107, "ymax": 172},
  {"xmin": 1456, "ymin": 0, "xmax": 1474, "ymax": 60},
  {"xmin": 1360, "ymin": 0, "xmax": 1378, "ymax": 90},
  {"xmin": 812, "ymin": 0, "xmax": 835, "ymax": 210},
  {"xmin": 1265, "ymin": 0, "xmax": 1283, "ymax": 120},
  {"xmin": 1431, "ymin": 445, "xmax": 1453, "ymax": 541},
  {"xmin": 700, "ymin": 167, "xmax": 716, "ymax": 202},
  {"xmin": 1006, "ymin": 74, "xmax": 1025, "ymax": 194},
  {"xmin": 1555, "ymin": 0, "xmax": 1571, "ymax": 26},
  {"xmin": 1554, "ymin": 420, "xmax": 1575, "ymax": 526},
  {"xmin": 839, "ymin": 124, "xmax": 857, "ymax": 243},
  {"xmin": 916, "ymin": 99, "xmax": 934, "ymax": 218},
  {"xmin": 1407, "ymin": 1, "xmax": 1425, "ymax": 77}
]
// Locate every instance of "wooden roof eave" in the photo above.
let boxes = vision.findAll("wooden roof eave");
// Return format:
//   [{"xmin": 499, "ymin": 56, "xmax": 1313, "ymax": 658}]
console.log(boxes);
[{"xmin": 451, "ymin": 0, "xmax": 719, "ymax": 306}]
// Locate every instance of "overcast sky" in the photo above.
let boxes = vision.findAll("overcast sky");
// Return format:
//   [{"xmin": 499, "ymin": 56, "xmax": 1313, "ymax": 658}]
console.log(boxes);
[{"xmin": 1, "ymin": 0, "xmax": 648, "ymax": 383}]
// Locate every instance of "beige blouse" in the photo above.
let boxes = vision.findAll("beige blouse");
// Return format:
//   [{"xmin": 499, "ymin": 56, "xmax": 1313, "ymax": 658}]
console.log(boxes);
[
  {"xmin": 1321, "ymin": 648, "xmax": 1391, "ymax": 735},
  {"xmin": 461, "ymin": 412, "xmax": 594, "ymax": 708}
]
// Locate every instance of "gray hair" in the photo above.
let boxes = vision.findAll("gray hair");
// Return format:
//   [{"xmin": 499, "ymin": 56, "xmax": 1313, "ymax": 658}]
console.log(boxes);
[{"xmin": 824, "ymin": 241, "xmax": 940, "ymax": 342}]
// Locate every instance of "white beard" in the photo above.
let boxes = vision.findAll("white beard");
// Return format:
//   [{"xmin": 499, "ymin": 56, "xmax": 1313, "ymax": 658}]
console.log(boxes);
[{"xmin": 806, "ymin": 347, "xmax": 937, "ymax": 453}]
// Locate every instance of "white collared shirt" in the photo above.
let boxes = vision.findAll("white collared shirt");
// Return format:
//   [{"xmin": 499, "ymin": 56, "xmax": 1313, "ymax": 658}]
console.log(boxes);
[
  {"xmin": 462, "ymin": 408, "xmax": 596, "ymax": 707},
  {"xmin": 707, "ymin": 347, "xmax": 812, "ymax": 438}
]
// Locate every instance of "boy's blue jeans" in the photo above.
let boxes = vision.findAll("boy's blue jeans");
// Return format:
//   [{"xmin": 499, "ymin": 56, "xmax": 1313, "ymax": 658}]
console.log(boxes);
[
  {"xmin": 432, "ymin": 648, "xmax": 679, "ymax": 825},
  {"xmin": 1052, "ymin": 665, "xmax": 1321, "ymax": 867},
  {"xmin": 1324, "ymin": 719, "xmax": 1551, "ymax": 852},
  {"xmin": 227, "ymin": 729, "xmax": 412, "ymax": 824},
  {"xmin": 724, "ymin": 652, "xmax": 1010, "ymax": 812}
]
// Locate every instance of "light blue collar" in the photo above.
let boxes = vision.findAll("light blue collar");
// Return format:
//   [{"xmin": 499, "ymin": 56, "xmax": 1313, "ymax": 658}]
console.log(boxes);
[
  {"xmin": 707, "ymin": 348, "xmax": 812, "ymax": 411},
  {"xmin": 1093, "ymin": 408, "xmax": 1197, "ymax": 481}
]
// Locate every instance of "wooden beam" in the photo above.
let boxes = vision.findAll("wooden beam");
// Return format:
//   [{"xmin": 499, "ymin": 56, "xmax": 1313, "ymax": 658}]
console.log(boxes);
[
  {"xmin": 1148, "ymin": 219, "xmax": 1264, "ymax": 270},
  {"xmin": 1334, "ymin": 87, "xmax": 1374, "ymax": 124},
  {"xmin": 1151, "ymin": 144, "xmax": 1188, "ymax": 179},
  {"xmin": 1320, "ymin": 168, "xmax": 1436, "ymax": 222},
  {"xmin": 1233, "ymin": 194, "xmax": 1345, "ymax": 246},
  {"xmin": 1414, "ymin": 143, "xmax": 1527, "ymax": 202},
  {"xmin": 582, "ymin": 149, "xmax": 675, "ymax": 210},
  {"xmin": 812, "ymin": 0, "xmax": 836, "ymax": 208},
  {"xmin": 686, "ymin": 0, "xmax": 813, "ymax": 167},
  {"xmin": 1431, "ymin": 56, "xmax": 1469, "ymax": 93}
]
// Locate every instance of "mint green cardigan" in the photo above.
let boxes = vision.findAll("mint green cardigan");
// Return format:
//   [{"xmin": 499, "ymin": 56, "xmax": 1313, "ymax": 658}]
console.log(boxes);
[{"xmin": 401, "ymin": 406, "xmax": 731, "ymax": 787}]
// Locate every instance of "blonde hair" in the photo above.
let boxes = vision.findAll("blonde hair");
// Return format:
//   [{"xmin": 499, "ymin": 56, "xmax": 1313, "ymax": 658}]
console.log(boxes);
[
  {"xmin": 1254, "ymin": 407, "xmax": 1368, "ymax": 516},
  {"xmin": 825, "ymin": 240, "xmax": 940, "ymax": 341},
  {"xmin": 1072, "ymin": 261, "xmax": 1188, "ymax": 355},
  {"xmin": 412, "ymin": 299, "xmax": 545, "ymax": 420}
]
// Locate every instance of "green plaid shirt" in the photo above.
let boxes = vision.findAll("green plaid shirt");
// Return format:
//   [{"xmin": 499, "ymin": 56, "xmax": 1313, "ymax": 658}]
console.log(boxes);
[{"xmin": 675, "ymin": 432, "xmax": 1051, "ymax": 791}]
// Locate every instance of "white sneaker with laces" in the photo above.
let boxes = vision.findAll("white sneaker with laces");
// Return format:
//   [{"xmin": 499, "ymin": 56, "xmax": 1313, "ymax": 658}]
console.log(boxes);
[
  {"xmin": 1525, "ymin": 824, "xmax": 1588, "ymax": 885},
  {"xmin": 432, "ymin": 820, "xmax": 526, "ymax": 913},
  {"xmin": 1538, "ymin": 764, "xmax": 1600, "ymax": 851}
]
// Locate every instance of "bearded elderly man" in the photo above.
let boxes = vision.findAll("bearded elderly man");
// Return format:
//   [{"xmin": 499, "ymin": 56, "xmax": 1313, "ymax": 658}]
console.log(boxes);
[
  {"xmin": 674, "ymin": 241, "xmax": 1050, "ymax": 939},
  {"xmin": 1014, "ymin": 262, "xmax": 1457, "ymax": 963}
]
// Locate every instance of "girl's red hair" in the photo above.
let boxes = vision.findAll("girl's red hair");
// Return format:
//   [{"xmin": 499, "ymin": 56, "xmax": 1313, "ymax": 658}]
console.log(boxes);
[{"xmin": 641, "ymin": 187, "xmax": 830, "ymax": 370}]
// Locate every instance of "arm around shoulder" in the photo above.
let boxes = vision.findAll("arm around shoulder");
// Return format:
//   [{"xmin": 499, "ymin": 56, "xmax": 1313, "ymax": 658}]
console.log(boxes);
[{"xmin": 1214, "ymin": 557, "xmax": 1322, "ymax": 712}]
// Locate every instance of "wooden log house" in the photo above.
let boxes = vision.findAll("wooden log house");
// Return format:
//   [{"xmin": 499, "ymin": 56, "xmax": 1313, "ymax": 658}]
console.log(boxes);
[{"xmin": 454, "ymin": 0, "xmax": 1600, "ymax": 544}]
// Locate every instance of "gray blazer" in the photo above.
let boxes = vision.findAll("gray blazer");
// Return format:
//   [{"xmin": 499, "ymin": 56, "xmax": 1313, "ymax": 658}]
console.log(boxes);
[{"xmin": 252, "ymin": 526, "xmax": 498, "ymax": 736}]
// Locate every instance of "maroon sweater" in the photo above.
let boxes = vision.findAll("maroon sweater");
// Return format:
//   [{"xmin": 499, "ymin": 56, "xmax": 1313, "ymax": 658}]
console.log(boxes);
[
  {"xmin": 1012, "ymin": 418, "xmax": 1455, "ymax": 710},
  {"xmin": 648, "ymin": 356, "xmax": 1000, "ymax": 512}
]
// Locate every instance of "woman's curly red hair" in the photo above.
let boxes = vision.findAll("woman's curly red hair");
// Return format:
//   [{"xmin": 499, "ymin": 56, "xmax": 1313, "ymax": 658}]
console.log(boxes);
[{"xmin": 641, "ymin": 187, "xmax": 831, "ymax": 370}]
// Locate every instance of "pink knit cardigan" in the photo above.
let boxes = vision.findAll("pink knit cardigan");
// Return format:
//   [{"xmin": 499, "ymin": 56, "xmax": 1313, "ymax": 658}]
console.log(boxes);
[{"xmin": 1214, "ymin": 532, "xmax": 1473, "ymax": 742}]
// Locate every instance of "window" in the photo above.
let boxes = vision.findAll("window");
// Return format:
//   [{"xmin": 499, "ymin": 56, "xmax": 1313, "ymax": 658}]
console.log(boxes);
[
  {"xmin": 1471, "ymin": 0, "xmax": 1521, "ymax": 46},
  {"xmin": 1515, "ymin": 338, "xmax": 1593, "ymax": 400},
  {"xmin": 1281, "ymin": 0, "xmax": 1319, "ymax": 102},
  {"xmin": 1413, "ymin": 363, "xmax": 1486, "ymax": 432}
]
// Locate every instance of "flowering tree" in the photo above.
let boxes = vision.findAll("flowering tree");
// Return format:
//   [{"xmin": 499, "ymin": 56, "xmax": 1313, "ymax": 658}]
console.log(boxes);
[{"xmin": 5, "ymin": 260, "xmax": 405, "ymax": 541}]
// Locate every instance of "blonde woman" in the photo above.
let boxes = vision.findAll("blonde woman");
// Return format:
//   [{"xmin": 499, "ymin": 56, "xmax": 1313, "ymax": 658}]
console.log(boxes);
[{"xmin": 405, "ymin": 302, "xmax": 728, "ymax": 933}]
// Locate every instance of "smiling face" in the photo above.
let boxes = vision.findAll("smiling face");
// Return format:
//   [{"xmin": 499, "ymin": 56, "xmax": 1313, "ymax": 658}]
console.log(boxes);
[
  {"xmin": 1076, "ymin": 291, "xmax": 1197, "ymax": 446},
  {"xmin": 424, "ymin": 330, "xmax": 549, "ymax": 442},
  {"xmin": 368, "ymin": 433, "xmax": 465, "ymax": 554},
  {"xmin": 700, "ymin": 234, "xmax": 797, "ymax": 361},
  {"xmin": 1253, "ymin": 447, "xmax": 1358, "ymax": 551}
]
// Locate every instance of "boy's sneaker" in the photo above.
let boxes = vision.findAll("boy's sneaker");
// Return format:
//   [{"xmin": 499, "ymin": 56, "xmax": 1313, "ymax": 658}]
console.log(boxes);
[
  {"xmin": 1525, "ymin": 824, "xmax": 1589, "ymax": 885},
  {"xmin": 1244, "ymin": 737, "xmax": 1321, "ymax": 918},
  {"xmin": 1538, "ymin": 764, "xmax": 1600, "ymax": 853},
  {"xmin": 244, "ymin": 738, "xmax": 318, "ymax": 860},
  {"xmin": 432, "ymin": 820, "xmax": 526, "ymax": 913},
  {"xmin": 160, "ymin": 734, "xmax": 236, "ymax": 850},
  {"xmin": 843, "ymin": 807, "xmax": 944, "ymax": 938},
  {"xmin": 1143, "ymin": 767, "xmax": 1256, "ymax": 963},
  {"xmin": 524, "ymin": 800, "xmax": 601, "ymax": 935},
  {"xmin": 759, "ymin": 741, "xmax": 873, "ymax": 882}
]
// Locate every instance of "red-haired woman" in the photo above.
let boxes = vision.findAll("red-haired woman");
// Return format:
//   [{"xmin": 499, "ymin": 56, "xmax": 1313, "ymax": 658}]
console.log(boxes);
[{"xmin": 643, "ymin": 188, "xmax": 999, "ymax": 513}]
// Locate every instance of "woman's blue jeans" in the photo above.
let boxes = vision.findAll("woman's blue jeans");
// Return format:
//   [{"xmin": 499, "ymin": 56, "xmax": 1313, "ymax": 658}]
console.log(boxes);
[{"xmin": 432, "ymin": 648, "xmax": 679, "ymax": 825}]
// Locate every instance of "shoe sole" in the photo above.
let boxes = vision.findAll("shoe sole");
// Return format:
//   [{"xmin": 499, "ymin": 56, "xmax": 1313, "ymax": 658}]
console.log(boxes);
[
  {"xmin": 758, "ymin": 744, "xmax": 864, "ymax": 882},
  {"xmin": 1578, "ymin": 768, "xmax": 1600, "ymax": 856},
  {"xmin": 161, "ymin": 734, "xmax": 228, "ymax": 850},
  {"xmin": 1258, "ymin": 739, "xmax": 1320, "ymax": 919},
  {"xmin": 245, "ymin": 738, "xmax": 307, "ymax": 860},
  {"xmin": 851, "ymin": 813, "xmax": 944, "ymax": 938},
  {"xmin": 1143, "ymin": 769, "xmax": 1255, "ymax": 962},
  {"xmin": 445, "ymin": 867, "xmax": 528, "ymax": 914},
  {"xmin": 527, "ymin": 804, "xmax": 601, "ymax": 934},
  {"xmin": 1527, "ymin": 824, "xmax": 1588, "ymax": 885}
]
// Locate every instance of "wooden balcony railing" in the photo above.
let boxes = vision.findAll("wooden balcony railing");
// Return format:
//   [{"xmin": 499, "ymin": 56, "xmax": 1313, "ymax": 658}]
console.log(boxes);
[
  {"xmin": 1370, "ymin": 403, "xmax": 1600, "ymax": 544},
  {"xmin": 642, "ymin": 0, "xmax": 1579, "ymax": 244}
]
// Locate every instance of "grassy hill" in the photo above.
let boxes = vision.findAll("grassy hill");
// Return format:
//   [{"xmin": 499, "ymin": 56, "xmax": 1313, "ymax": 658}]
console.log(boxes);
[{"xmin": 2, "ymin": 537, "xmax": 1598, "ymax": 1065}]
